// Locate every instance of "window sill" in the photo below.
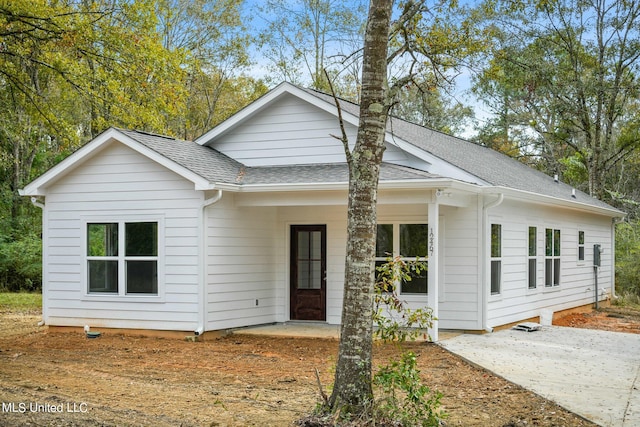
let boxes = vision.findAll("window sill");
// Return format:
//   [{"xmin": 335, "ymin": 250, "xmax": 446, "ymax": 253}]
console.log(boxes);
[
  {"xmin": 542, "ymin": 286, "xmax": 561, "ymax": 293},
  {"xmin": 82, "ymin": 294, "xmax": 165, "ymax": 303}
]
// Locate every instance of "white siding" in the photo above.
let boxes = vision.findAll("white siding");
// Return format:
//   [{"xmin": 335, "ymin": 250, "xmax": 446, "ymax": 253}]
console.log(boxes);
[
  {"xmin": 438, "ymin": 201, "xmax": 482, "ymax": 330},
  {"xmin": 43, "ymin": 142, "xmax": 203, "ymax": 331},
  {"xmin": 486, "ymin": 199, "xmax": 614, "ymax": 327},
  {"xmin": 210, "ymin": 93, "xmax": 415, "ymax": 167},
  {"xmin": 205, "ymin": 193, "xmax": 279, "ymax": 330}
]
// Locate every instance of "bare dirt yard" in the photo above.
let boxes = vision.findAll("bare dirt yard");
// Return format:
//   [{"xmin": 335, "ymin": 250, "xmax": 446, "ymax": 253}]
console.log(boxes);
[{"xmin": 0, "ymin": 305, "xmax": 638, "ymax": 427}]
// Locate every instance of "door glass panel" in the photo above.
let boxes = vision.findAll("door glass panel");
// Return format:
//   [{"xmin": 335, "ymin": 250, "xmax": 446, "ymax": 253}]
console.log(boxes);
[
  {"xmin": 298, "ymin": 232, "xmax": 309, "ymax": 259},
  {"xmin": 311, "ymin": 231, "xmax": 321, "ymax": 258},
  {"xmin": 296, "ymin": 231, "xmax": 322, "ymax": 290}
]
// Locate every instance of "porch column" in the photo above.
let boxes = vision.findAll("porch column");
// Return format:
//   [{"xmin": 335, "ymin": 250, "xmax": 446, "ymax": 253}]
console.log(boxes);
[{"xmin": 428, "ymin": 198, "xmax": 439, "ymax": 341}]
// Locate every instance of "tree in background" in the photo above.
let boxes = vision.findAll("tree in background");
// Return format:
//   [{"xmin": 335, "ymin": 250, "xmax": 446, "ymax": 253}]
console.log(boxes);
[
  {"xmin": 473, "ymin": 0, "xmax": 640, "ymax": 205},
  {"xmin": 156, "ymin": 0, "xmax": 267, "ymax": 140},
  {"xmin": 255, "ymin": 0, "xmax": 368, "ymax": 93},
  {"xmin": 0, "ymin": 0, "xmax": 264, "ymax": 290}
]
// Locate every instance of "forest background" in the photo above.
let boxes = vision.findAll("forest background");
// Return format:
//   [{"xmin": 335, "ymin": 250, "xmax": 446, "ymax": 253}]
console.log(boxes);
[{"xmin": 1, "ymin": 0, "xmax": 639, "ymax": 300}]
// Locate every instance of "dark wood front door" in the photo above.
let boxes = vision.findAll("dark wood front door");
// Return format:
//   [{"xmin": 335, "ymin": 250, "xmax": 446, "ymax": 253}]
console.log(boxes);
[{"xmin": 290, "ymin": 225, "xmax": 326, "ymax": 321}]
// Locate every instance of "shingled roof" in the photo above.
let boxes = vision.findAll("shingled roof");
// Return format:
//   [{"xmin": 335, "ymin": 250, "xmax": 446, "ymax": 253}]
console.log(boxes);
[
  {"xmin": 118, "ymin": 129, "xmax": 441, "ymax": 186},
  {"xmin": 302, "ymin": 87, "xmax": 616, "ymax": 211},
  {"xmin": 117, "ymin": 83, "xmax": 618, "ymax": 214}
]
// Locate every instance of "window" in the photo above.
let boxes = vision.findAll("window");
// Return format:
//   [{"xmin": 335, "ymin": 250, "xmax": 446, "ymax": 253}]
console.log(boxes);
[
  {"xmin": 545, "ymin": 228, "xmax": 561, "ymax": 287},
  {"xmin": 578, "ymin": 231, "xmax": 585, "ymax": 262},
  {"xmin": 491, "ymin": 224, "xmax": 501, "ymax": 295},
  {"xmin": 87, "ymin": 221, "xmax": 158, "ymax": 295},
  {"xmin": 375, "ymin": 223, "xmax": 428, "ymax": 294},
  {"xmin": 528, "ymin": 226, "xmax": 537, "ymax": 289}
]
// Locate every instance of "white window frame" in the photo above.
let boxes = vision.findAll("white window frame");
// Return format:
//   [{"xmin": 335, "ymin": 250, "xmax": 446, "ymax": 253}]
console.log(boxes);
[
  {"xmin": 578, "ymin": 230, "xmax": 585, "ymax": 263},
  {"xmin": 545, "ymin": 228, "xmax": 561, "ymax": 288},
  {"xmin": 82, "ymin": 216, "xmax": 164, "ymax": 301},
  {"xmin": 528, "ymin": 226, "xmax": 537, "ymax": 290},
  {"xmin": 490, "ymin": 223, "xmax": 502, "ymax": 295},
  {"xmin": 375, "ymin": 222, "xmax": 429, "ymax": 298}
]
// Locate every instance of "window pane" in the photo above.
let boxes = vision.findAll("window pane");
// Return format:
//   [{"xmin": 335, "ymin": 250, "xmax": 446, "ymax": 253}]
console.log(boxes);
[
  {"xmin": 88, "ymin": 260, "xmax": 118, "ymax": 293},
  {"xmin": 491, "ymin": 260, "xmax": 501, "ymax": 294},
  {"xmin": 310, "ymin": 231, "xmax": 322, "ymax": 259},
  {"xmin": 528, "ymin": 259, "xmax": 536, "ymax": 289},
  {"xmin": 578, "ymin": 246, "xmax": 585, "ymax": 261},
  {"xmin": 578, "ymin": 231, "xmax": 585, "ymax": 245},
  {"xmin": 554, "ymin": 229, "xmax": 561, "ymax": 256},
  {"xmin": 401, "ymin": 269, "xmax": 427, "ymax": 294},
  {"xmin": 126, "ymin": 261, "xmax": 158, "ymax": 294},
  {"xmin": 376, "ymin": 224, "xmax": 393, "ymax": 257},
  {"xmin": 545, "ymin": 228, "xmax": 553, "ymax": 256},
  {"xmin": 491, "ymin": 224, "xmax": 501, "ymax": 258},
  {"xmin": 298, "ymin": 232, "xmax": 309, "ymax": 259},
  {"xmin": 126, "ymin": 222, "xmax": 158, "ymax": 256},
  {"xmin": 554, "ymin": 258, "xmax": 560, "ymax": 286},
  {"xmin": 399, "ymin": 224, "xmax": 428, "ymax": 257},
  {"xmin": 88, "ymin": 223, "xmax": 118, "ymax": 257},
  {"xmin": 545, "ymin": 259, "xmax": 553, "ymax": 287},
  {"xmin": 528, "ymin": 227, "xmax": 537, "ymax": 256}
]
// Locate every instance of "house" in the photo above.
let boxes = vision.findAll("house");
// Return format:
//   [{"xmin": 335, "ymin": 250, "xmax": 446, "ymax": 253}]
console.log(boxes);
[{"xmin": 20, "ymin": 82, "xmax": 624, "ymax": 341}]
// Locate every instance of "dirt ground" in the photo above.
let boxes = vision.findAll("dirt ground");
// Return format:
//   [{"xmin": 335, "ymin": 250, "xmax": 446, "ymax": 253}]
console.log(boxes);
[{"xmin": 0, "ymin": 306, "xmax": 638, "ymax": 427}]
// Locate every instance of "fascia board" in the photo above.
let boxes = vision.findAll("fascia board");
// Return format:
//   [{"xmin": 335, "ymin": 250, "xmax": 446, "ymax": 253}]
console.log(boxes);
[
  {"xmin": 212, "ymin": 178, "xmax": 476, "ymax": 193},
  {"xmin": 19, "ymin": 128, "xmax": 214, "ymax": 196},
  {"xmin": 20, "ymin": 128, "xmax": 121, "ymax": 196},
  {"xmin": 486, "ymin": 186, "xmax": 626, "ymax": 218},
  {"xmin": 195, "ymin": 82, "xmax": 360, "ymax": 146}
]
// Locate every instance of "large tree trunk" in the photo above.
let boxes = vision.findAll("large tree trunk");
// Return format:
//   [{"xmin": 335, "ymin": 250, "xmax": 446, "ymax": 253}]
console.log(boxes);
[{"xmin": 329, "ymin": 0, "xmax": 393, "ymax": 412}]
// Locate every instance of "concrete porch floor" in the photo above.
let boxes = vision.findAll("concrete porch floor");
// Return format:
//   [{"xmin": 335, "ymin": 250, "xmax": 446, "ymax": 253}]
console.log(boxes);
[{"xmin": 230, "ymin": 322, "xmax": 461, "ymax": 341}]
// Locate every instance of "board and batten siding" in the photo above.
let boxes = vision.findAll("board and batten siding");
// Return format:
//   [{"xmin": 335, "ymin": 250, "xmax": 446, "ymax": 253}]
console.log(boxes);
[
  {"xmin": 486, "ymin": 199, "xmax": 614, "ymax": 327},
  {"xmin": 42, "ymin": 142, "xmax": 203, "ymax": 331},
  {"xmin": 209, "ymin": 93, "xmax": 412, "ymax": 167}
]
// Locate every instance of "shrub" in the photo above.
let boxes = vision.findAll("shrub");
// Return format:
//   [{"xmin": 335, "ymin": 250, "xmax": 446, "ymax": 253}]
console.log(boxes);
[{"xmin": 0, "ymin": 234, "xmax": 42, "ymax": 292}]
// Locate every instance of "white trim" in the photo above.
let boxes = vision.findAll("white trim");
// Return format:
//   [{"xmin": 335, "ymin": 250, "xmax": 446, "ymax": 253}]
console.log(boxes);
[
  {"xmin": 196, "ymin": 82, "xmax": 361, "ymax": 146},
  {"xmin": 81, "ymin": 214, "xmax": 165, "ymax": 303},
  {"xmin": 19, "ymin": 128, "xmax": 213, "ymax": 196}
]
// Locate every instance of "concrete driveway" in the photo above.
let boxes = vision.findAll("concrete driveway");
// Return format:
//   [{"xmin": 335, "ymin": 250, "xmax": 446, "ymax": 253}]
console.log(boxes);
[{"xmin": 440, "ymin": 326, "xmax": 640, "ymax": 427}]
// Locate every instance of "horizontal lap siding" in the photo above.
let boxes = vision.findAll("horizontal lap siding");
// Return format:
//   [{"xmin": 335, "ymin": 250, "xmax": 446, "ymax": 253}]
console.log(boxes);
[
  {"xmin": 487, "ymin": 200, "xmax": 614, "ymax": 327},
  {"xmin": 211, "ymin": 94, "xmax": 411, "ymax": 167},
  {"xmin": 205, "ymin": 194, "xmax": 279, "ymax": 330},
  {"xmin": 44, "ymin": 142, "xmax": 202, "ymax": 331},
  {"xmin": 438, "ymin": 202, "xmax": 482, "ymax": 330},
  {"xmin": 277, "ymin": 205, "xmax": 348, "ymax": 325}
]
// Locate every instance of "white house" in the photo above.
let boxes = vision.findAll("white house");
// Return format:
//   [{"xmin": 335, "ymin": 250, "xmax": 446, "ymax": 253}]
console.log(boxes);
[{"xmin": 20, "ymin": 82, "xmax": 624, "ymax": 341}]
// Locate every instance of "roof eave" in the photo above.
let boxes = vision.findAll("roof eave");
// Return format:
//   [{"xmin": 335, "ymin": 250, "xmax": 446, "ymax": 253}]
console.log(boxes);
[
  {"xmin": 486, "ymin": 186, "xmax": 625, "ymax": 218},
  {"xmin": 211, "ymin": 178, "xmax": 476, "ymax": 193},
  {"xmin": 19, "ymin": 128, "xmax": 215, "ymax": 196}
]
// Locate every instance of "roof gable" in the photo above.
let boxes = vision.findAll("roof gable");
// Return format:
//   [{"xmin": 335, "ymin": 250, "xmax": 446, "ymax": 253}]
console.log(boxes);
[{"xmin": 20, "ymin": 128, "xmax": 237, "ymax": 196}]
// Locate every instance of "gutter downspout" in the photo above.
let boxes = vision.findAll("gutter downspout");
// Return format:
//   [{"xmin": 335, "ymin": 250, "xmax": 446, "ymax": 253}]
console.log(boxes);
[
  {"xmin": 195, "ymin": 189, "xmax": 223, "ymax": 336},
  {"xmin": 482, "ymin": 193, "xmax": 504, "ymax": 333},
  {"xmin": 30, "ymin": 197, "xmax": 46, "ymax": 327}
]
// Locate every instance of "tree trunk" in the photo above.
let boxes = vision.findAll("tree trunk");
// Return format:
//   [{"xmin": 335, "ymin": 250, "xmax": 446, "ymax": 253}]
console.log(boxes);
[{"xmin": 329, "ymin": 0, "xmax": 393, "ymax": 412}]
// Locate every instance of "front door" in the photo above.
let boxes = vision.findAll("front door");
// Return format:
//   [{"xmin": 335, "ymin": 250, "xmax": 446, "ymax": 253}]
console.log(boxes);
[{"xmin": 290, "ymin": 225, "xmax": 326, "ymax": 321}]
